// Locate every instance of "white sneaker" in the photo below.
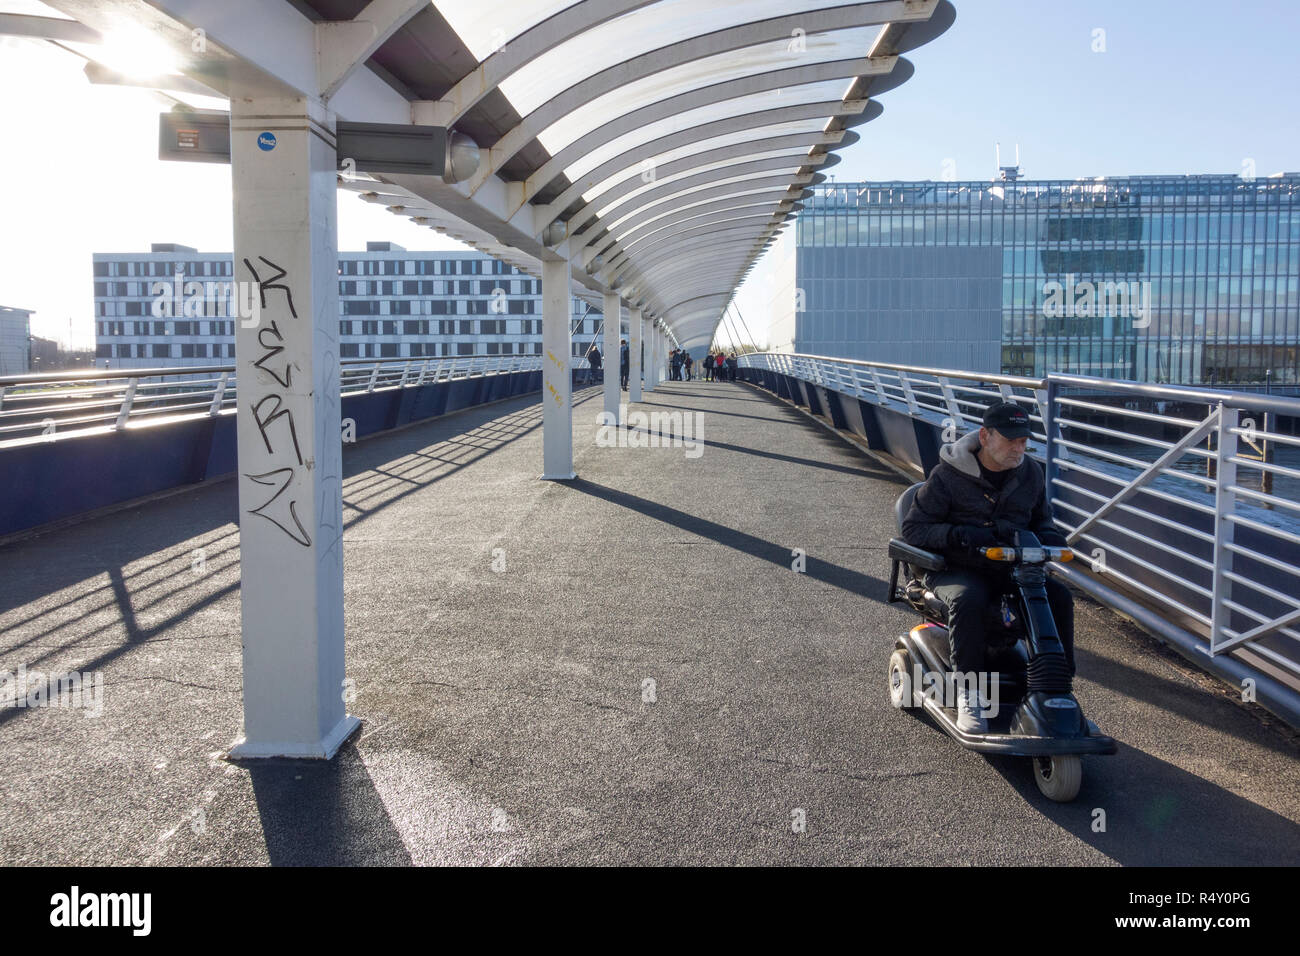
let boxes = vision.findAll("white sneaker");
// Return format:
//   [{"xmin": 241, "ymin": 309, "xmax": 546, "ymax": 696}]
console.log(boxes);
[{"xmin": 955, "ymin": 684, "xmax": 988, "ymax": 734}]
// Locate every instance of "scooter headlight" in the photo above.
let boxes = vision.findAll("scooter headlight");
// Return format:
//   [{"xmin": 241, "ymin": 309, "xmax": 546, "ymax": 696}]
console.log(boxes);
[{"xmin": 1019, "ymin": 547, "xmax": 1047, "ymax": 563}]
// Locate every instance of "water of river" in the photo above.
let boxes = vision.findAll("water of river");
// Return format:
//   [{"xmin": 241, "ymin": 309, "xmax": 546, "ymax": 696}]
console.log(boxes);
[{"xmin": 1062, "ymin": 434, "xmax": 1299, "ymax": 532}]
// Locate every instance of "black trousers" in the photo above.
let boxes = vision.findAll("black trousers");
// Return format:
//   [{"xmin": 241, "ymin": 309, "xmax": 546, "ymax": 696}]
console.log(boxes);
[
  {"xmin": 620, "ymin": 363, "xmax": 629, "ymax": 388},
  {"xmin": 923, "ymin": 568, "xmax": 1075, "ymax": 678}
]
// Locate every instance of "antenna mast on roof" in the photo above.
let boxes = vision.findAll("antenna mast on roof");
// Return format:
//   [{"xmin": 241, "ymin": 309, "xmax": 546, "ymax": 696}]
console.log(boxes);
[{"xmin": 995, "ymin": 142, "xmax": 1022, "ymax": 182}]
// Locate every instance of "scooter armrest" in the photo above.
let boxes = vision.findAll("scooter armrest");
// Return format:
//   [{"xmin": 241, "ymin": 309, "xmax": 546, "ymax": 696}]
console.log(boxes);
[{"xmin": 889, "ymin": 538, "xmax": 946, "ymax": 572}]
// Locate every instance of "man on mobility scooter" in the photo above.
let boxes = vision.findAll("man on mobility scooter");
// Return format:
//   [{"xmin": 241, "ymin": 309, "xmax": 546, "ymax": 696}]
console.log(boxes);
[{"xmin": 901, "ymin": 401, "xmax": 1075, "ymax": 733}]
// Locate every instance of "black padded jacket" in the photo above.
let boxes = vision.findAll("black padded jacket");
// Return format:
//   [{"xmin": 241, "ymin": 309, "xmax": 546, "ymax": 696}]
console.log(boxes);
[{"xmin": 901, "ymin": 431, "xmax": 1066, "ymax": 566}]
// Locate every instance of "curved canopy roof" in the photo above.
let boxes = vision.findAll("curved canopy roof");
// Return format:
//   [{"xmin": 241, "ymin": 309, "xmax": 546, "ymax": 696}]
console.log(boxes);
[{"xmin": 43, "ymin": 0, "xmax": 954, "ymax": 349}]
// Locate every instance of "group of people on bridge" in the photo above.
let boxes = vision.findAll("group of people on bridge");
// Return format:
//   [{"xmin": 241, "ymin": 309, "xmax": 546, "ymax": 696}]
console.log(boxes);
[
  {"xmin": 584, "ymin": 342, "xmax": 740, "ymax": 387},
  {"xmin": 665, "ymin": 348, "xmax": 739, "ymax": 381},
  {"xmin": 701, "ymin": 351, "xmax": 739, "ymax": 382}
]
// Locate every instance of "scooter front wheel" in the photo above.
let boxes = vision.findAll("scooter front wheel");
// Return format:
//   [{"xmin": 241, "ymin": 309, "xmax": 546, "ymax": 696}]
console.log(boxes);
[
  {"xmin": 888, "ymin": 648, "xmax": 919, "ymax": 709},
  {"xmin": 1033, "ymin": 754, "xmax": 1082, "ymax": 802}
]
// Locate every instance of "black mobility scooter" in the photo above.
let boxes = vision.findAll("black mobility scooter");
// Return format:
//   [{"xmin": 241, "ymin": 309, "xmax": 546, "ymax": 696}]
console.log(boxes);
[{"xmin": 886, "ymin": 482, "xmax": 1116, "ymax": 802}]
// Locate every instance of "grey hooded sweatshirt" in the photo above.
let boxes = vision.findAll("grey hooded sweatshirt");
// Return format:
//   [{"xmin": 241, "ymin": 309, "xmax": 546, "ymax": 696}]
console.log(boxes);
[{"xmin": 901, "ymin": 430, "xmax": 1065, "ymax": 562}]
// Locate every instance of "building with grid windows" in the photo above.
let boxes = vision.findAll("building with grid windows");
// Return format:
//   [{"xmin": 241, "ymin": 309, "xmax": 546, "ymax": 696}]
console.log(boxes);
[
  {"xmin": 0, "ymin": 306, "xmax": 35, "ymax": 375},
  {"xmin": 777, "ymin": 173, "xmax": 1300, "ymax": 384},
  {"xmin": 93, "ymin": 243, "xmax": 600, "ymax": 369}
]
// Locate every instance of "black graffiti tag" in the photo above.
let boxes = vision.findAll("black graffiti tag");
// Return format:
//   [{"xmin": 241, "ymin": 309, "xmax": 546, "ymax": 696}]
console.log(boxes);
[
  {"xmin": 242, "ymin": 255, "xmax": 309, "ymax": 548},
  {"xmin": 245, "ymin": 468, "xmax": 311, "ymax": 547},
  {"xmin": 254, "ymin": 319, "xmax": 292, "ymax": 388},
  {"xmin": 251, "ymin": 393, "xmax": 303, "ymax": 466},
  {"xmin": 242, "ymin": 255, "xmax": 298, "ymax": 319}
]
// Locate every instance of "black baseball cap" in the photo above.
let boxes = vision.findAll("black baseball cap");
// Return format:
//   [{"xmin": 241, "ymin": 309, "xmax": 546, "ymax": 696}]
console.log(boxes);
[{"xmin": 982, "ymin": 401, "xmax": 1032, "ymax": 439}]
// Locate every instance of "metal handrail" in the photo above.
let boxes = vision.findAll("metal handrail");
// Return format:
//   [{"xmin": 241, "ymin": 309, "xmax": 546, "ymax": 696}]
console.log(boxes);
[
  {"xmin": 0, "ymin": 352, "xmax": 553, "ymax": 387},
  {"xmin": 1049, "ymin": 372, "xmax": 1300, "ymax": 417},
  {"xmin": 757, "ymin": 351, "xmax": 1045, "ymax": 389},
  {"xmin": 0, "ymin": 353, "xmax": 543, "ymax": 446},
  {"xmin": 742, "ymin": 351, "xmax": 1050, "ymax": 443}
]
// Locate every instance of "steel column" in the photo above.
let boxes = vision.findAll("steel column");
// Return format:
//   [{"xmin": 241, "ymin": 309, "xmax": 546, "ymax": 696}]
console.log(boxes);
[
  {"xmin": 602, "ymin": 292, "xmax": 620, "ymax": 422},
  {"xmin": 541, "ymin": 256, "xmax": 575, "ymax": 480},
  {"xmin": 1209, "ymin": 404, "xmax": 1239, "ymax": 654},
  {"xmin": 646, "ymin": 324, "xmax": 658, "ymax": 391},
  {"xmin": 227, "ymin": 94, "xmax": 356, "ymax": 759},
  {"xmin": 629, "ymin": 307, "xmax": 643, "ymax": 403}
]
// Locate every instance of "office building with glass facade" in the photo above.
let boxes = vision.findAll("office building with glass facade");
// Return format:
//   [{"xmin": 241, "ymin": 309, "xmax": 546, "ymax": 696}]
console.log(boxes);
[
  {"xmin": 783, "ymin": 173, "xmax": 1300, "ymax": 383},
  {"xmin": 93, "ymin": 243, "xmax": 597, "ymax": 370}
]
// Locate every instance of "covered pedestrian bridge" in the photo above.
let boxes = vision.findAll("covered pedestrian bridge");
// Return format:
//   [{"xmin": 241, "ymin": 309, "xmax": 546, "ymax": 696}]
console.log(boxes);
[
  {"xmin": 2, "ymin": 1, "xmax": 1298, "ymax": 866},
  {"xmin": 11, "ymin": 0, "xmax": 956, "ymax": 757}
]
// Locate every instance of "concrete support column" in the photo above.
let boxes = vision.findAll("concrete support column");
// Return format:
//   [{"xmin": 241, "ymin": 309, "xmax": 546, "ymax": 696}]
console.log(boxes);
[
  {"xmin": 656, "ymin": 327, "xmax": 666, "ymax": 386},
  {"xmin": 228, "ymin": 94, "xmax": 356, "ymax": 759},
  {"xmin": 541, "ymin": 256, "xmax": 575, "ymax": 480},
  {"xmin": 647, "ymin": 323, "xmax": 659, "ymax": 391},
  {"xmin": 629, "ymin": 306, "xmax": 642, "ymax": 403},
  {"xmin": 650, "ymin": 326, "xmax": 658, "ymax": 389},
  {"xmin": 601, "ymin": 292, "xmax": 620, "ymax": 422}
]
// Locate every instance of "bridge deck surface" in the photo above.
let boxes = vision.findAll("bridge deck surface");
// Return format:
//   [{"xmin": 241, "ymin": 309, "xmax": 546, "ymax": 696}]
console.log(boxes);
[{"xmin": 1, "ymin": 380, "xmax": 1297, "ymax": 864}]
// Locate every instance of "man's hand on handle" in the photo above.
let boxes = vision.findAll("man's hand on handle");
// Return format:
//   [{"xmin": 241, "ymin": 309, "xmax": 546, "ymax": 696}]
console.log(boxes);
[{"xmin": 951, "ymin": 525, "xmax": 999, "ymax": 555}]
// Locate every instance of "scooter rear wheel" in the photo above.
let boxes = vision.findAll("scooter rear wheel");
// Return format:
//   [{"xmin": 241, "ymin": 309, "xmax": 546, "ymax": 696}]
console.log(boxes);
[{"xmin": 1033, "ymin": 754, "xmax": 1082, "ymax": 802}]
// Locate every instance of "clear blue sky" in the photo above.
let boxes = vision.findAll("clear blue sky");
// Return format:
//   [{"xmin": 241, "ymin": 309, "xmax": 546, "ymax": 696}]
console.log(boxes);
[
  {"xmin": 1, "ymin": 1, "xmax": 1297, "ymax": 348},
  {"xmin": 838, "ymin": 0, "xmax": 1299, "ymax": 182},
  {"xmin": 727, "ymin": 0, "xmax": 1300, "ymax": 344}
]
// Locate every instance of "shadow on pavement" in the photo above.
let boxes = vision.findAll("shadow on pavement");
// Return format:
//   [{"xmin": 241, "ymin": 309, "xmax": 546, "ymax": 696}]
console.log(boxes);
[
  {"xmin": 981, "ymin": 743, "xmax": 1300, "ymax": 865},
  {"xmin": 1073, "ymin": 643, "xmax": 1300, "ymax": 760},
  {"xmin": 565, "ymin": 477, "xmax": 890, "ymax": 601},
  {"xmin": 625, "ymin": 423, "xmax": 899, "ymax": 480},
  {"xmin": 245, "ymin": 743, "xmax": 412, "ymax": 866}
]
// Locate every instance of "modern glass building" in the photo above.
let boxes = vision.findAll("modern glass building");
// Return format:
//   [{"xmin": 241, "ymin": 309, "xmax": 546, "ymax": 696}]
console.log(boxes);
[{"xmin": 784, "ymin": 173, "xmax": 1300, "ymax": 383}]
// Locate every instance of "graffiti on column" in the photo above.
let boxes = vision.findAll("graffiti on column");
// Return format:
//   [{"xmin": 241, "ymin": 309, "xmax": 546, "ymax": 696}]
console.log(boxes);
[
  {"xmin": 251, "ymin": 393, "xmax": 303, "ymax": 464},
  {"xmin": 546, "ymin": 349, "xmax": 565, "ymax": 405},
  {"xmin": 253, "ymin": 320, "xmax": 291, "ymax": 387},
  {"xmin": 318, "ymin": 350, "xmax": 344, "ymax": 566},
  {"xmin": 242, "ymin": 255, "xmax": 310, "ymax": 547},
  {"xmin": 245, "ymin": 467, "xmax": 311, "ymax": 546},
  {"xmin": 242, "ymin": 256, "xmax": 298, "ymax": 318}
]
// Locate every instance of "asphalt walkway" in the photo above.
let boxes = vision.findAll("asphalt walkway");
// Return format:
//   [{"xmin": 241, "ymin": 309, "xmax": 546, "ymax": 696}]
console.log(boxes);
[{"xmin": 1, "ymin": 380, "xmax": 1297, "ymax": 864}]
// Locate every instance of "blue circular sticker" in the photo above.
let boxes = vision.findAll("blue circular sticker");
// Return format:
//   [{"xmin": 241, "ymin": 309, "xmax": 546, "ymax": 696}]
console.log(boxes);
[{"xmin": 257, "ymin": 131, "xmax": 277, "ymax": 151}]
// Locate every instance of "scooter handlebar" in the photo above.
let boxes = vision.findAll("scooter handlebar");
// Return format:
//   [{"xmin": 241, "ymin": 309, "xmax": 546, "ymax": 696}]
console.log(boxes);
[{"xmin": 979, "ymin": 546, "xmax": 1074, "ymax": 564}]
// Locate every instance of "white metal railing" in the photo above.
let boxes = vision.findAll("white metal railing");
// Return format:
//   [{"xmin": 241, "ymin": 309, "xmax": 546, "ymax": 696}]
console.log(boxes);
[
  {"xmin": 744, "ymin": 351, "xmax": 1050, "ymax": 445},
  {"xmin": 1045, "ymin": 374, "xmax": 1300, "ymax": 673},
  {"xmin": 0, "ymin": 353, "xmax": 543, "ymax": 446},
  {"xmin": 741, "ymin": 351, "xmax": 1300, "ymax": 722}
]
